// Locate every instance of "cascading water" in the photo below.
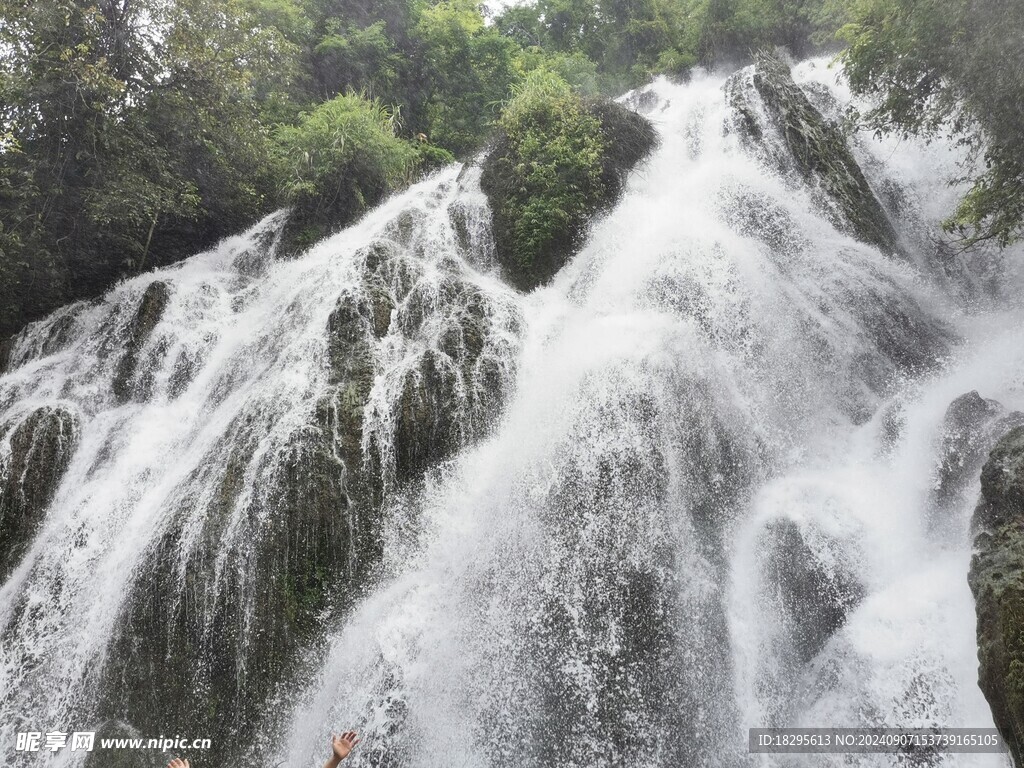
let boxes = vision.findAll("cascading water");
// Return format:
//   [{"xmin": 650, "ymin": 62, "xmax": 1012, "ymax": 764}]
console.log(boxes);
[{"xmin": 1, "ymin": 57, "xmax": 1022, "ymax": 768}]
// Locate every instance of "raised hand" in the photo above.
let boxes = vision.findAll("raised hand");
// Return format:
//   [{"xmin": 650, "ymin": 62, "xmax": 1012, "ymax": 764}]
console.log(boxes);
[
  {"xmin": 332, "ymin": 731, "xmax": 360, "ymax": 761},
  {"xmin": 168, "ymin": 759, "xmax": 190, "ymax": 768}
]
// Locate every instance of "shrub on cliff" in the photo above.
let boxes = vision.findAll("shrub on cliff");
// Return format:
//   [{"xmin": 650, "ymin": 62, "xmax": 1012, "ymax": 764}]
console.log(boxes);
[
  {"xmin": 481, "ymin": 70, "xmax": 655, "ymax": 290},
  {"xmin": 274, "ymin": 94, "xmax": 419, "ymax": 251}
]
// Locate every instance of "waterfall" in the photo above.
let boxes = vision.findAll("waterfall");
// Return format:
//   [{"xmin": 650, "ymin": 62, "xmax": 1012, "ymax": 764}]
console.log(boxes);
[{"xmin": 1, "ymin": 58, "xmax": 1022, "ymax": 767}]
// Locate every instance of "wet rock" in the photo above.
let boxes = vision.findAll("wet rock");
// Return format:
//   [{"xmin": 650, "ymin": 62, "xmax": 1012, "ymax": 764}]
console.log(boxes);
[
  {"xmin": 394, "ymin": 350, "xmax": 460, "ymax": 484},
  {"xmin": 859, "ymin": 291, "xmax": 953, "ymax": 383},
  {"xmin": 0, "ymin": 405, "xmax": 80, "ymax": 579},
  {"xmin": 99, "ymin": 416, "xmax": 378, "ymax": 767},
  {"xmin": 727, "ymin": 52, "xmax": 899, "ymax": 255},
  {"xmin": 98, "ymin": 290, "xmax": 383, "ymax": 768},
  {"xmin": 878, "ymin": 399, "xmax": 906, "ymax": 452},
  {"xmin": 388, "ymin": 277, "xmax": 515, "ymax": 485},
  {"xmin": 231, "ymin": 217, "xmax": 282, "ymax": 277},
  {"xmin": 96, "ymin": 236, "xmax": 518, "ymax": 766},
  {"xmin": 761, "ymin": 518, "xmax": 864, "ymax": 663},
  {"xmin": 0, "ymin": 305, "xmax": 85, "ymax": 375},
  {"xmin": 934, "ymin": 392, "xmax": 1024, "ymax": 519},
  {"xmin": 969, "ymin": 426, "xmax": 1024, "ymax": 766},
  {"xmin": 112, "ymin": 281, "xmax": 171, "ymax": 402},
  {"xmin": 719, "ymin": 186, "xmax": 806, "ymax": 256},
  {"xmin": 974, "ymin": 426, "xmax": 1024, "ymax": 532},
  {"xmin": 0, "ymin": 334, "xmax": 13, "ymax": 375},
  {"xmin": 500, "ymin": 384, "xmax": 736, "ymax": 766},
  {"xmin": 366, "ymin": 280, "xmax": 394, "ymax": 339},
  {"xmin": 623, "ymin": 86, "xmax": 660, "ymax": 115},
  {"xmin": 83, "ymin": 722, "xmax": 163, "ymax": 768}
]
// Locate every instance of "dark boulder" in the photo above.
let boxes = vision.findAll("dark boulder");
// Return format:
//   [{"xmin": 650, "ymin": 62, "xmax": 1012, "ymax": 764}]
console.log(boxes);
[
  {"xmin": 0, "ymin": 405, "xmax": 80, "ymax": 579},
  {"xmin": 112, "ymin": 280, "xmax": 171, "ymax": 402},
  {"xmin": 934, "ymin": 392, "xmax": 1024, "ymax": 521},
  {"xmin": 974, "ymin": 426, "xmax": 1024, "ymax": 532},
  {"xmin": 760, "ymin": 518, "xmax": 864, "ymax": 664}
]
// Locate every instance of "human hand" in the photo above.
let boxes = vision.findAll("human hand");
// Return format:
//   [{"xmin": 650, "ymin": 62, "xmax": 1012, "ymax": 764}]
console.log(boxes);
[
  {"xmin": 332, "ymin": 731, "xmax": 359, "ymax": 761},
  {"xmin": 168, "ymin": 759, "xmax": 190, "ymax": 768}
]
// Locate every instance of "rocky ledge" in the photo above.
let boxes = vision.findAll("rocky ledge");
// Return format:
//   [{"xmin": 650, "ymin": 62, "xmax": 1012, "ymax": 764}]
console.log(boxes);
[{"xmin": 969, "ymin": 424, "xmax": 1024, "ymax": 765}]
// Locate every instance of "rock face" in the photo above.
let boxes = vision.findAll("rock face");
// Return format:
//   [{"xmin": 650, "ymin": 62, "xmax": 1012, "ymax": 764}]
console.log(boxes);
[
  {"xmin": 95, "ymin": 224, "xmax": 522, "ymax": 766},
  {"xmin": 98, "ymin": 293, "xmax": 383, "ymax": 765},
  {"xmin": 112, "ymin": 280, "xmax": 171, "ymax": 402},
  {"xmin": 933, "ymin": 392, "xmax": 1024, "ymax": 521},
  {"xmin": 480, "ymin": 98, "xmax": 656, "ymax": 291},
  {"xmin": 761, "ymin": 518, "xmax": 864, "ymax": 664},
  {"xmin": 0, "ymin": 405, "xmax": 80, "ymax": 579},
  {"xmin": 969, "ymin": 426, "xmax": 1024, "ymax": 766},
  {"xmin": 726, "ymin": 51, "xmax": 899, "ymax": 255}
]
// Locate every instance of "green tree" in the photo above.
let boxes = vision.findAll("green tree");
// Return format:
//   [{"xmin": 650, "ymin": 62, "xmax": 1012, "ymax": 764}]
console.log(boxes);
[
  {"xmin": 0, "ymin": 0, "xmax": 292, "ymax": 334},
  {"xmin": 414, "ymin": 0, "xmax": 522, "ymax": 154},
  {"xmin": 273, "ymin": 93, "xmax": 418, "ymax": 248},
  {"xmin": 840, "ymin": 0, "xmax": 1024, "ymax": 246}
]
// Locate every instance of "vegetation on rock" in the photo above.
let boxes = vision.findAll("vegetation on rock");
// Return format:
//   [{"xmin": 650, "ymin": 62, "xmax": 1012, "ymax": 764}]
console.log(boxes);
[
  {"xmin": 274, "ymin": 94, "xmax": 419, "ymax": 252},
  {"xmin": 481, "ymin": 70, "xmax": 656, "ymax": 290}
]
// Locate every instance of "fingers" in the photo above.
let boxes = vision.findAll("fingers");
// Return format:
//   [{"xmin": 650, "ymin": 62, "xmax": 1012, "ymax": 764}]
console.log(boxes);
[{"xmin": 168, "ymin": 760, "xmax": 189, "ymax": 768}]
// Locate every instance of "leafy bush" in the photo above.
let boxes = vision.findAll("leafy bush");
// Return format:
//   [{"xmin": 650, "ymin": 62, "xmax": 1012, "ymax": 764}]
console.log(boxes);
[
  {"xmin": 487, "ymin": 70, "xmax": 606, "ymax": 287},
  {"xmin": 482, "ymin": 69, "xmax": 655, "ymax": 289},
  {"xmin": 274, "ymin": 93, "xmax": 418, "ymax": 246}
]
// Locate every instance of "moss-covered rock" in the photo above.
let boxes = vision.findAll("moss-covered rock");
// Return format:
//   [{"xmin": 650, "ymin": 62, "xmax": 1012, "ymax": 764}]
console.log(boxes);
[
  {"xmin": 97, "ymin": 291, "xmax": 381, "ymax": 768},
  {"xmin": 727, "ymin": 51, "xmax": 899, "ymax": 255},
  {"xmin": 94, "ymin": 231, "xmax": 519, "ymax": 765},
  {"xmin": 112, "ymin": 280, "xmax": 171, "ymax": 402},
  {"xmin": 975, "ymin": 427, "xmax": 1024, "ymax": 531},
  {"xmin": 391, "ymin": 278, "xmax": 504, "ymax": 483},
  {"xmin": 969, "ymin": 426, "xmax": 1024, "ymax": 765},
  {"xmin": 0, "ymin": 405, "xmax": 80, "ymax": 579},
  {"xmin": 481, "ymin": 72, "xmax": 656, "ymax": 291}
]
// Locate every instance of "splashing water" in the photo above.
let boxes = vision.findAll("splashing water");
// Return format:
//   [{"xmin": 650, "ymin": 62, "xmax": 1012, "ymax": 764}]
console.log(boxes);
[{"xmin": 1, "ymin": 59, "xmax": 1022, "ymax": 768}]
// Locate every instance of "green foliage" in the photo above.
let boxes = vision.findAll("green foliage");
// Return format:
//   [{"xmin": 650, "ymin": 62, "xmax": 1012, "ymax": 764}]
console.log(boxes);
[
  {"xmin": 0, "ymin": 0, "xmax": 289, "ymax": 333},
  {"xmin": 485, "ymin": 70, "xmax": 607, "ymax": 286},
  {"xmin": 412, "ymin": 141, "xmax": 458, "ymax": 171},
  {"xmin": 274, "ymin": 94, "xmax": 418, "ymax": 243},
  {"xmin": 499, "ymin": 70, "xmax": 606, "ymax": 265},
  {"xmin": 3, "ymin": 0, "xmax": 1023, "ymax": 340},
  {"xmin": 496, "ymin": 0, "xmax": 688, "ymax": 91},
  {"xmin": 314, "ymin": 20, "xmax": 403, "ymax": 98},
  {"xmin": 495, "ymin": 0, "xmax": 839, "ymax": 91},
  {"xmin": 413, "ymin": 0, "xmax": 522, "ymax": 154},
  {"xmin": 840, "ymin": 0, "xmax": 1024, "ymax": 246}
]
